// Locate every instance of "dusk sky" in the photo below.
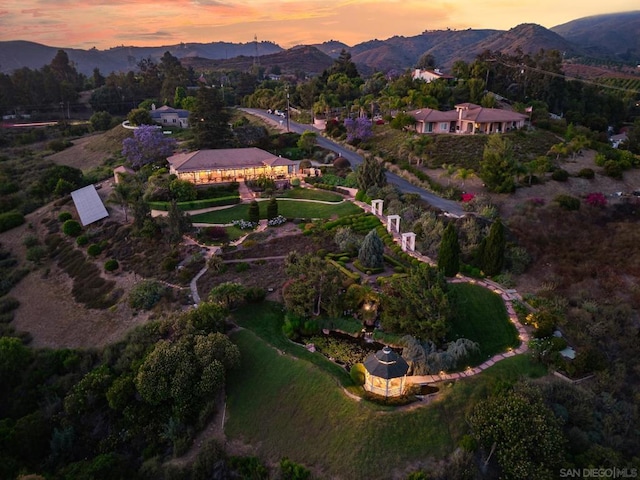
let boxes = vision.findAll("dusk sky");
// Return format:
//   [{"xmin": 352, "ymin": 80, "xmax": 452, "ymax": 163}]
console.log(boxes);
[{"xmin": 0, "ymin": 0, "xmax": 635, "ymax": 50}]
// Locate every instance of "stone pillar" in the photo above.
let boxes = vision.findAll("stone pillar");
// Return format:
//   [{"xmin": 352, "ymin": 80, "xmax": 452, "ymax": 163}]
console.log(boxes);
[
  {"xmin": 387, "ymin": 214, "xmax": 400, "ymax": 233},
  {"xmin": 401, "ymin": 232, "xmax": 416, "ymax": 252},
  {"xmin": 371, "ymin": 199, "xmax": 383, "ymax": 216}
]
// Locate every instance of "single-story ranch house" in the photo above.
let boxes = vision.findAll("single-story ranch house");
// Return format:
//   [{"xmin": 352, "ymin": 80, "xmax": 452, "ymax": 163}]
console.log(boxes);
[
  {"xmin": 167, "ymin": 147, "xmax": 298, "ymax": 184},
  {"xmin": 150, "ymin": 105, "xmax": 190, "ymax": 129},
  {"xmin": 408, "ymin": 102, "xmax": 528, "ymax": 135}
]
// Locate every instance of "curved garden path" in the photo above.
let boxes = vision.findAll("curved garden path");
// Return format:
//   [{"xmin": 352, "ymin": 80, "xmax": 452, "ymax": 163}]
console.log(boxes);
[
  {"xmin": 352, "ymin": 199, "xmax": 531, "ymax": 385},
  {"xmin": 181, "ymin": 189, "xmax": 532, "ymax": 386}
]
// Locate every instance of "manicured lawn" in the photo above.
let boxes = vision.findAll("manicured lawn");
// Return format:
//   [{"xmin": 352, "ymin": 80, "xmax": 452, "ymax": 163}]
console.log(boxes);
[
  {"xmin": 226, "ymin": 302, "xmax": 546, "ymax": 479},
  {"xmin": 447, "ymin": 282, "xmax": 520, "ymax": 364},
  {"xmin": 278, "ymin": 187, "xmax": 344, "ymax": 202},
  {"xmin": 190, "ymin": 199, "xmax": 361, "ymax": 224}
]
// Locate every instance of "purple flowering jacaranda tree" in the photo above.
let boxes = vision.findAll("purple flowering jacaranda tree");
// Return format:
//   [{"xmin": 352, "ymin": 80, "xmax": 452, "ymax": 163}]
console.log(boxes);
[{"xmin": 122, "ymin": 124, "xmax": 177, "ymax": 169}]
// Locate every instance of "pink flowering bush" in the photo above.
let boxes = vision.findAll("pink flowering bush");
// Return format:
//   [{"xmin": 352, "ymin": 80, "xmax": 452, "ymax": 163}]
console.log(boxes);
[
  {"xmin": 461, "ymin": 193, "xmax": 475, "ymax": 203},
  {"xmin": 585, "ymin": 192, "xmax": 607, "ymax": 207}
]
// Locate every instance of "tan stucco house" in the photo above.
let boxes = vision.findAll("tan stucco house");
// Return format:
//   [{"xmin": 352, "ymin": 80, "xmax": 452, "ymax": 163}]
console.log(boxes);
[
  {"xmin": 167, "ymin": 148, "xmax": 298, "ymax": 185},
  {"xmin": 409, "ymin": 103, "xmax": 528, "ymax": 135}
]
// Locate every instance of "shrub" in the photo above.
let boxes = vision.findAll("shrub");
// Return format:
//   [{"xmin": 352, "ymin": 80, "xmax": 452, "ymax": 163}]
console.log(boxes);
[
  {"xmin": 551, "ymin": 169, "xmax": 569, "ymax": 181},
  {"xmin": 128, "ymin": 280, "xmax": 166, "ymax": 310},
  {"xmin": 266, "ymin": 197, "xmax": 278, "ymax": 220},
  {"xmin": 62, "ymin": 219, "xmax": 82, "ymax": 237},
  {"xmin": 26, "ymin": 245, "xmax": 47, "ymax": 264},
  {"xmin": 23, "ymin": 234, "xmax": 40, "ymax": 248},
  {"xmin": 554, "ymin": 194, "xmax": 580, "ymax": 211},
  {"xmin": 76, "ymin": 235, "xmax": 89, "ymax": 246},
  {"xmin": 48, "ymin": 139, "xmax": 72, "ymax": 152},
  {"xmin": 248, "ymin": 200, "xmax": 260, "ymax": 224},
  {"xmin": 87, "ymin": 244, "xmax": 102, "ymax": 256},
  {"xmin": 104, "ymin": 259, "xmax": 119, "ymax": 272},
  {"xmin": 267, "ymin": 215, "xmax": 287, "ymax": 227},
  {"xmin": 235, "ymin": 262, "xmax": 250, "ymax": 273},
  {"xmin": 603, "ymin": 160, "xmax": 623, "ymax": 179},
  {"xmin": 350, "ymin": 363, "xmax": 366, "ymax": 385},
  {"xmin": 58, "ymin": 211, "xmax": 73, "ymax": 222},
  {"xmin": 577, "ymin": 168, "xmax": 595, "ymax": 179},
  {"xmin": 290, "ymin": 177, "xmax": 301, "ymax": 187},
  {"xmin": 0, "ymin": 211, "xmax": 25, "ymax": 233},
  {"xmin": 245, "ymin": 286, "xmax": 266, "ymax": 303}
]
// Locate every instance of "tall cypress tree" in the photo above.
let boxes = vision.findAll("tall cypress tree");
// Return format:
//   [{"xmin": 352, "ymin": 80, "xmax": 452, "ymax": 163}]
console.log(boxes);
[
  {"xmin": 190, "ymin": 85, "xmax": 232, "ymax": 149},
  {"xmin": 267, "ymin": 197, "xmax": 278, "ymax": 220},
  {"xmin": 248, "ymin": 200, "xmax": 260, "ymax": 224},
  {"xmin": 482, "ymin": 218, "xmax": 506, "ymax": 276},
  {"xmin": 438, "ymin": 223, "xmax": 460, "ymax": 277},
  {"xmin": 356, "ymin": 155, "xmax": 387, "ymax": 192}
]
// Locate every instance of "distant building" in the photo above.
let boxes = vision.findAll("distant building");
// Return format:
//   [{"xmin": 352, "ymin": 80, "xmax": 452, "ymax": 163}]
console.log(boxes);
[
  {"xmin": 150, "ymin": 104, "xmax": 189, "ymax": 129},
  {"xmin": 408, "ymin": 103, "xmax": 527, "ymax": 135},
  {"xmin": 411, "ymin": 68, "xmax": 454, "ymax": 83}
]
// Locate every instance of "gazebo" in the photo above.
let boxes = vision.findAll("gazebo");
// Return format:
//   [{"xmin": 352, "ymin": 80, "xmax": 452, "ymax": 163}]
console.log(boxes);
[{"xmin": 363, "ymin": 346, "xmax": 409, "ymax": 397}]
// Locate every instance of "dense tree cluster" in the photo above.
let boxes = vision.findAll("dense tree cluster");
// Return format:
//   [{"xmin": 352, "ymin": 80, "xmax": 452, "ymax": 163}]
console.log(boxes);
[{"xmin": 0, "ymin": 302, "xmax": 240, "ymax": 478}]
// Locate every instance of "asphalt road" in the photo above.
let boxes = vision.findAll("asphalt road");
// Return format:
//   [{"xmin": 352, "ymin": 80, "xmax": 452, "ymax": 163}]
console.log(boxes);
[{"xmin": 241, "ymin": 108, "xmax": 466, "ymax": 217}]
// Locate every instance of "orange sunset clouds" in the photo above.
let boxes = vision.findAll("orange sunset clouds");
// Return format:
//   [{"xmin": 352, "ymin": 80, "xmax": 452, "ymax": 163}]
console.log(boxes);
[{"xmin": 0, "ymin": 0, "xmax": 635, "ymax": 49}]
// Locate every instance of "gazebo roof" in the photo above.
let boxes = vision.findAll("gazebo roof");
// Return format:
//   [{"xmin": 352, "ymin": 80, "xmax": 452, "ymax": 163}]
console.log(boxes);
[{"xmin": 363, "ymin": 346, "xmax": 409, "ymax": 379}]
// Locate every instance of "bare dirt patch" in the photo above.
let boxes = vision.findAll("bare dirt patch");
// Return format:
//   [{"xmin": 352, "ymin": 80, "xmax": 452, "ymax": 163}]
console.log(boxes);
[{"xmin": 47, "ymin": 127, "xmax": 131, "ymax": 171}]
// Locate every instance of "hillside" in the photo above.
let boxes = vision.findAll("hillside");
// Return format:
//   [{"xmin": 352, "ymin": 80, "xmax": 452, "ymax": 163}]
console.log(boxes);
[
  {"xmin": 180, "ymin": 45, "xmax": 334, "ymax": 76},
  {"xmin": 474, "ymin": 24, "xmax": 580, "ymax": 59},
  {"xmin": 0, "ymin": 40, "xmax": 283, "ymax": 76},
  {"xmin": 551, "ymin": 11, "xmax": 640, "ymax": 63}
]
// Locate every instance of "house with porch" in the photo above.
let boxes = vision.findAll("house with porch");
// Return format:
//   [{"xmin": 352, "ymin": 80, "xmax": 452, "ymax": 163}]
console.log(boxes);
[
  {"xmin": 150, "ymin": 104, "xmax": 189, "ymax": 128},
  {"xmin": 408, "ymin": 103, "xmax": 527, "ymax": 135},
  {"xmin": 167, "ymin": 148, "xmax": 298, "ymax": 185}
]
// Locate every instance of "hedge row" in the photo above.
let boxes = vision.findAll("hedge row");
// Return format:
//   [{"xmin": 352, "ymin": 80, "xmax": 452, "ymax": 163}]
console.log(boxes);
[
  {"xmin": 326, "ymin": 259, "xmax": 361, "ymax": 283},
  {"xmin": 148, "ymin": 195, "xmax": 240, "ymax": 211},
  {"xmin": 322, "ymin": 212, "xmax": 381, "ymax": 233}
]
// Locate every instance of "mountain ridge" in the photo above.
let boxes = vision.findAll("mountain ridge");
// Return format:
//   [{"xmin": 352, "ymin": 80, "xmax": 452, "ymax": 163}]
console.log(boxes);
[{"xmin": 1, "ymin": 11, "xmax": 639, "ymax": 76}]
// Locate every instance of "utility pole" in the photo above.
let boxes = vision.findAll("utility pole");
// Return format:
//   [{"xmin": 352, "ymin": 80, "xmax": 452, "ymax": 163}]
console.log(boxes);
[{"xmin": 286, "ymin": 84, "xmax": 290, "ymax": 132}]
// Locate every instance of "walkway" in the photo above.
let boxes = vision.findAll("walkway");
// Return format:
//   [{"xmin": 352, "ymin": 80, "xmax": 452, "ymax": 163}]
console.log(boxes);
[
  {"xmin": 356, "ymin": 199, "xmax": 532, "ymax": 385},
  {"xmin": 185, "ymin": 219, "xmax": 268, "ymax": 304},
  {"xmin": 178, "ymin": 187, "xmax": 531, "ymax": 386}
]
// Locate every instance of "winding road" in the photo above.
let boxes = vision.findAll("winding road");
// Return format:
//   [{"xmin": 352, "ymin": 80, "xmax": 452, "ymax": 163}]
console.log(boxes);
[{"xmin": 240, "ymin": 108, "xmax": 466, "ymax": 217}]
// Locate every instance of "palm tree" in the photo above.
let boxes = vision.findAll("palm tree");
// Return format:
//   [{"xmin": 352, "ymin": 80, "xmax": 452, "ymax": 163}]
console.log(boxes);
[
  {"xmin": 441, "ymin": 163, "xmax": 457, "ymax": 186},
  {"xmin": 109, "ymin": 179, "xmax": 135, "ymax": 222},
  {"xmin": 548, "ymin": 143, "xmax": 568, "ymax": 161},
  {"xmin": 455, "ymin": 168, "xmax": 475, "ymax": 189}
]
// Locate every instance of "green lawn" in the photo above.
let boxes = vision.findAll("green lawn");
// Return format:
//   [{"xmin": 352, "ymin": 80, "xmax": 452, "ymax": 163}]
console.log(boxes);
[
  {"xmin": 448, "ymin": 282, "xmax": 520, "ymax": 364},
  {"xmin": 190, "ymin": 199, "xmax": 361, "ymax": 224},
  {"xmin": 277, "ymin": 188, "xmax": 344, "ymax": 202},
  {"xmin": 226, "ymin": 302, "xmax": 546, "ymax": 479}
]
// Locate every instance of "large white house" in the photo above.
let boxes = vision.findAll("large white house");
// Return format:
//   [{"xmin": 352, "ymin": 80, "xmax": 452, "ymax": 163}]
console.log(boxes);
[
  {"xmin": 150, "ymin": 105, "xmax": 189, "ymax": 129},
  {"xmin": 411, "ymin": 68, "xmax": 454, "ymax": 83}
]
